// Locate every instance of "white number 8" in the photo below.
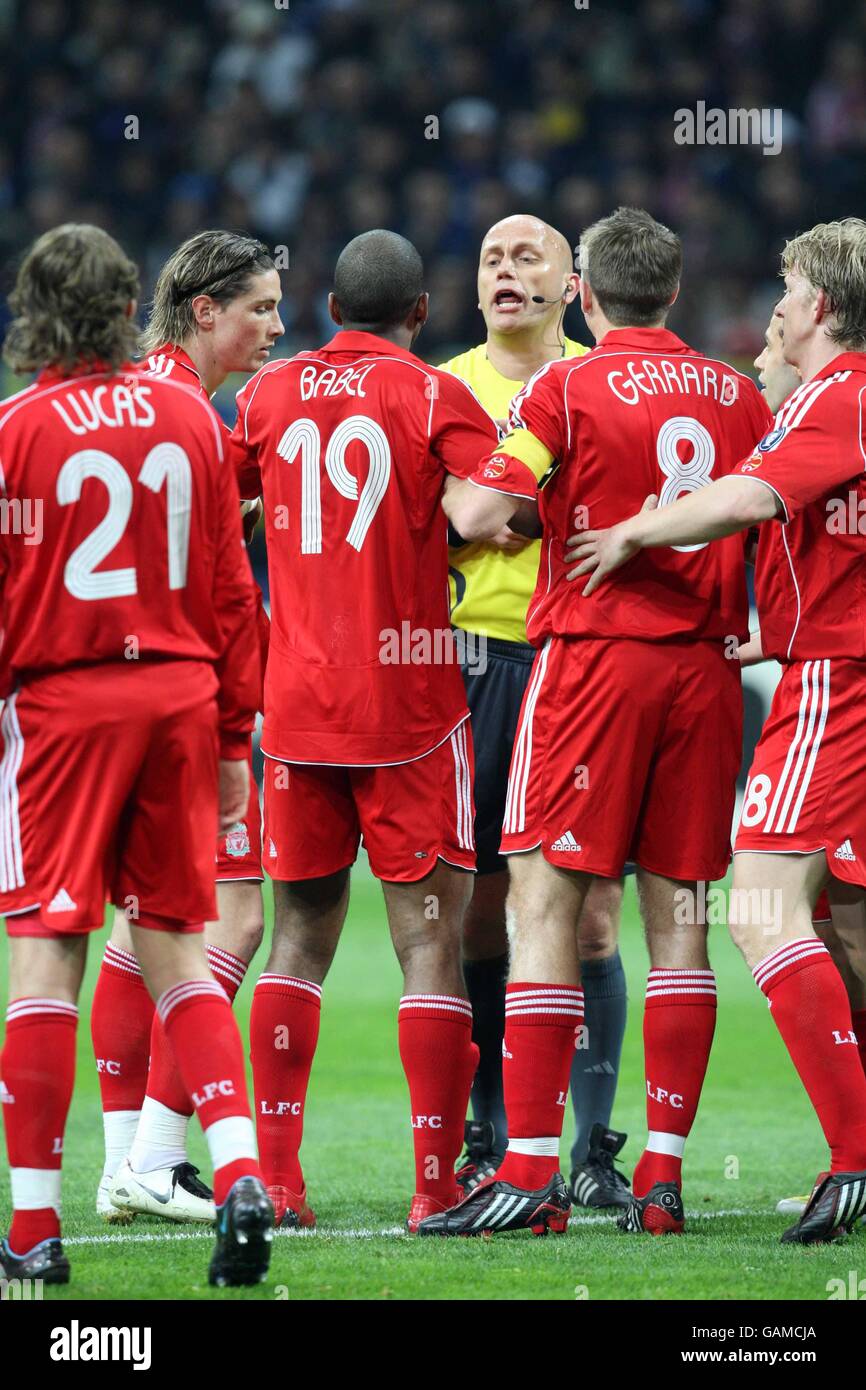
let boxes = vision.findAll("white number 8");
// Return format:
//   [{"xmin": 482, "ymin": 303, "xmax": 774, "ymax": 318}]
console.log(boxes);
[
  {"xmin": 656, "ymin": 416, "xmax": 715, "ymax": 553},
  {"xmin": 741, "ymin": 774, "xmax": 772, "ymax": 829}
]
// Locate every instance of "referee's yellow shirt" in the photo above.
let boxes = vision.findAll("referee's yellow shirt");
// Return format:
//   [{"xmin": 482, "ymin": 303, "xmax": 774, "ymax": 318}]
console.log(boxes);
[{"xmin": 439, "ymin": 338, "xmax": 588, "ymax": 644}]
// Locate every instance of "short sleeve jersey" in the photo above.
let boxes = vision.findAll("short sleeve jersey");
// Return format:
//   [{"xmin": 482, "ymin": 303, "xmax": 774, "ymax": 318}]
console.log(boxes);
[
  {"xmin": 734, "ymin": 353, "xmax": 866, "ymax": 661},
  {"xmin": 471, "ymin": 327, "xmax": 772, "ymax": 647},
  {"xmin": 230, "ymin": 330, "xmax": 499, "ymax": 764}
]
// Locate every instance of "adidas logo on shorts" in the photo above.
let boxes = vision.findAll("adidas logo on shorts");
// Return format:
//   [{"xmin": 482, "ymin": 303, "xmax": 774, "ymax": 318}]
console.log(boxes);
[
  {"xmin": 551, "ymin": 831, "xmax": 582, "ymax": 853},
  {"xmin": 834, "ymin": 839, "xmax": 856, "ymax": 862},
  {"xmin": 46, "ymin": 887, "xmax": 77, "ymax": 912}
]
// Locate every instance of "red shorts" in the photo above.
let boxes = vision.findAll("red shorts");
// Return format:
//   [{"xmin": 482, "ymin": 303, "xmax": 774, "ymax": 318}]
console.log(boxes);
[
  {"xmin": 0, "ymin": 661, "xmax": 220, "ymax": 935},
  {"xmin": 215, "ymin": 757, "xmax": 263, "ymax": 882},
  {"xmin": 735, "ymin": 658, "xmax": 866, "ymax": 887},
  {"xmin": 501, "ymin": 637, "xmax": 742, "ymax": 879},
  {"xmin": 263, "ymin": 723, "xmax": 475, "ymax": 882}
]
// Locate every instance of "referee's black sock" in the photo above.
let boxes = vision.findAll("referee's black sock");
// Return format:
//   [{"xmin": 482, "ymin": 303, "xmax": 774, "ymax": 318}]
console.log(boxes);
[
  {"xmin": 463, "ymin": 953, "xmax": 509, "ymax": 1156},
  {"xmin": 569, "ymin": 951, "xmax": 627, "ymax": 1171}
]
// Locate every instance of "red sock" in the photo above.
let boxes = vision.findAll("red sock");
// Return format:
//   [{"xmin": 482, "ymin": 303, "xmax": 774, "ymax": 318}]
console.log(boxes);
[
  {"xmin": 398, "ymin": 995, "xmax": 478, "ymax": 1203},
  {"xmin": 90, "ymin": 943, "xmax": 153, "ymax": 1112},
  {"xmin": 250, "ymin": 974, "xmax": 322, "ymax": 1193},
  {"xmin": 496, "ymin": 983, "xmax": 584, "ymax": 1190},
  {"xmin": 1, "ymin": 998, "xmax": 78, "ymax": 1253},
  {"xmin": 156, "ymin": 979, "xmax": 261, "ymax": 1206},
  {"xmin": 754, "ymin": 939, "xmax": 866, "ymax": 1171},
  {"xmin": 206, "ymin": 945, "xmax": 248, "ymax": 1005},
  {"xmin": 851, "ymin": 1009, "xmax": 866, "ymax": 1082},
  {"xmin": 143, "ymin": 944, "xmax": 249, "ymax": 1119},
  {"xmin": 632, "ymin": 969, "xmax": 717, "ymax": 1197}
]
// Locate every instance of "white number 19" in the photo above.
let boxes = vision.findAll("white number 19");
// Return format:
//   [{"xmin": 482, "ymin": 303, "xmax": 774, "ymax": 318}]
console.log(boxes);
[{"xmin": 276, "ymin": 415, "xmax": 392, "ymax": 555}]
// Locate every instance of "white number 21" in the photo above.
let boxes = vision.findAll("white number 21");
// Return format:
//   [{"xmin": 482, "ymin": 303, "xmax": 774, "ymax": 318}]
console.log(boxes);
[
  {"xmin": 57, "ymin": 444, "xmax": 191, "ymax": 600},
  {"xmin": 276, "ymin": 415, "xmax": 392, "ymax": 554}
]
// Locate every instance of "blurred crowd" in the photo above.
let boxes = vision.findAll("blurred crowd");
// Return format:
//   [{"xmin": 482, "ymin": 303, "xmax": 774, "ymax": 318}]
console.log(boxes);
[{"xmin": 2, "ymin": 0, "xmax": 866, "ymax": 382}]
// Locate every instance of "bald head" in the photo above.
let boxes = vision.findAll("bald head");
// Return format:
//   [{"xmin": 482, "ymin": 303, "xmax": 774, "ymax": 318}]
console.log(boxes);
[
  {"xmin": 482, "ymin": 215, "xmax": 574, "ymax": 277},
  {"xmin": 477, "ymin": 214, "xmax": 578, "ymax": 336},
  {"xmin": 332, "ymin": 230, "xmax": 425, "ymax": 332}
]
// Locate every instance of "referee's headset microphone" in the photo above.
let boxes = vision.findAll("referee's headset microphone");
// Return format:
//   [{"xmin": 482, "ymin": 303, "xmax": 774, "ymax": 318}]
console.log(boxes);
[
  {"xmin": 531, "ymin": 284, "xmax": 571, "ymax": 305},
  {"xmin": 527, "ymin": 280, "xmax": 571, "ymax": 354}
]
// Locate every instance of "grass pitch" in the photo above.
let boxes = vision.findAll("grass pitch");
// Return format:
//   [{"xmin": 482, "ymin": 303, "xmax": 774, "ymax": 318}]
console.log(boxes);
[{"xmin": 1, "ymin": 869, "xmax": 862, "ymax": 1301}]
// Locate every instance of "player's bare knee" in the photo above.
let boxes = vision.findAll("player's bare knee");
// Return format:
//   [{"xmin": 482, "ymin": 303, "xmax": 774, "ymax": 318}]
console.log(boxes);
[
  {"xmin": 211, "ymin": 882, "xmax": 265, "ymax": 963},
  {"xmin": 577, "ymin": 906, "xmax": 617, "ymax": 961}
]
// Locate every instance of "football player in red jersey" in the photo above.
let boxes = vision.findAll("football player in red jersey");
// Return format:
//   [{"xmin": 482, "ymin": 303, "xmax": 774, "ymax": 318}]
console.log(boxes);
[
  {"xmin": 230, "ymin": 230, "xmax": 502, "ymax": 1232},
  {"xmin": 0, "ymin": 224, "xmax": 272, "ymax": 1287},
  {"xmin": 90, "ymin": 231, "xmax": 284, "ymax": 1225},
  {"xmin": 742, "ymin": 306, "xmax": 866, "ymax": 1220},
  {"xmin": 418, "ymin": 208, "xmax": 772, "ymax": 1239},
  {"xmin": 567, "ymin": 217, "xmax": 866, "ymax": 1244}
]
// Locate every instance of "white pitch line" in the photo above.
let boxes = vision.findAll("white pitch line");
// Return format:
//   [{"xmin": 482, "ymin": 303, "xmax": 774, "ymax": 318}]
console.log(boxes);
[
  {"xmin": 63, "ymin": 1226, "xmax": 405, "ymax": 1247},
  {"xmin": 62, "ymin": 1211, "xmax": 749, "ymax": 1248}
]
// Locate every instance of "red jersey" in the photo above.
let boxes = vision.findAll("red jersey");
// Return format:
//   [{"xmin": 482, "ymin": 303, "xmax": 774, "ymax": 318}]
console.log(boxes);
[
  {"xmin": 471, "ymin": 327, "xmax": 772, "ymax": 646},
  {"xmin": 145, "ymin": 342, "xmax": 270, "ymax": 704},
  {"xmin": 230, "ymin": 329, "xmax": 499, "ymax": 764},
  {"xmin": 735, "ymin": 353, "xmax": 866, "ymax": 661},
  {"xmin": 0, "ymin": 362, "xmax": 259, "ymax": 756}
]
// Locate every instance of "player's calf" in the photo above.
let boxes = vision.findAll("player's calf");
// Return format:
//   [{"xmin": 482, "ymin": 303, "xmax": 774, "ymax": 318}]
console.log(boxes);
[
  {"xmin": 385, "ymin": 864, "xmax": 479, "ymax": 1221},
  {"xmin": 91, "ymin": 936, "xmax": 154, "ymax": 1220},
  {"xmin": 1, "ymin": 935, "xmax": 83, "ymax": 1272}
]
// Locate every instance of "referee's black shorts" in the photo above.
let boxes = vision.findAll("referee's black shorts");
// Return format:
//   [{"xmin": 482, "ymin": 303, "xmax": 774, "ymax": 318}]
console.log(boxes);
[{"xmin": 458, "ymin": 631, "xmax": 536, "ymax": 876}]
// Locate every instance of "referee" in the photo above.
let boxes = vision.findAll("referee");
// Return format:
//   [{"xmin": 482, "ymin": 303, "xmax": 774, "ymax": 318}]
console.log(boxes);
[{"xmin": 439, "ymin": 215, "xmax": 630, "ymax": 1209}]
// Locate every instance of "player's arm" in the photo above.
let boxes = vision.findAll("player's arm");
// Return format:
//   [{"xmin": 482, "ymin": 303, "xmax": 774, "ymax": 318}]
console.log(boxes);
[
  {"xmin": 212, "ymin": 454, "xmax": 261, "ymax": 761},
  {"xmin": 435, "ymin": 362, "xmax": 569, "ymax": 540},
  {"xmin": 737, "ymin": 630, "xmax": 765, "ymax": 666},
  {"xmin": 441, "ymin": 426, "xmax": 551, "ymax": 540},
  {"xmin": 568, "ymin": 390, "xmax": 860, "ymax": 594},
  {"xmin": 565, "ymin": 475, "xmax": 781, "ymax": 595}
]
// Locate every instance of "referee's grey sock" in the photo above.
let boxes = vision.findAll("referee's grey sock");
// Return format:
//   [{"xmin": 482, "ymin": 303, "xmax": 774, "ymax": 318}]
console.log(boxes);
[
  {"xmin": 463, "ymin": 953, "xmax": 508, "ymax": 1155},
  {"xmin": 569, "ymin": 951, "xmax": 627, "ymax": 1171}
]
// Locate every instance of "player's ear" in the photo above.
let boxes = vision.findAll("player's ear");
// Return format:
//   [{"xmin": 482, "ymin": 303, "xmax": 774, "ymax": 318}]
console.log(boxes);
[
  {"xmin": 414, "ymin": 293, "xmax": 430, "ymax": 328},
  {"xmin": 579, "ymin": 276, "xmax": 593, "ymax": 315},
  {"xmin": 668, "ymin": 283, "xmax": 681, "ymax": 309},
  {"xmin": 125, "ymin": 299, "xmax": 137, "ymax": 320},
  {"xmin": 328, "ymin": 292, "xmax": 344, "ymax": 327},
  {"xmin": 191, "ymin": 294, "xmax": 216, "ymax": 330}
]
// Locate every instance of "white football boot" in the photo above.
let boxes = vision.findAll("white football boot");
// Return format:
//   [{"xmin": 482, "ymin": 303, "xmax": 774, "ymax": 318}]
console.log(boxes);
[
  {"xmin": 97, "ymin": 1173, "xmax": 135, "ymax": 1224},
  {"xmin": 109, "ymin": 1157, "xmax": 215, "ymax": 1223}
]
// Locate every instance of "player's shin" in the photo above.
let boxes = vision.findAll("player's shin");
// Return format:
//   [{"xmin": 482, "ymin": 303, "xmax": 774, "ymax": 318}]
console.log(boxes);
[
  {"xmin": 752, "ymin": 937, "xmax": 866, "ymax": 1170},
  {"xmin": 1, "ymin": 998, "xmax": 78, "ymax": 1254},
  {"xmin": 852, "ymin": 1010, "xmax": 866, "ymax": 1080},
  {"xmin": 631, "ymin": 969, "xmax": 717, "ymax": 1197},
  {"xmin": 155, "ymin": 978, "xmax": 262, "ymax": 1205},
  {"xmin": 128, "ymin": 942, "xmax": 250, "ymax": 1176},
  {"xmin": 495, "ymin": 983, "xmax": 585, "ymax": 1190},
  {"xmin": 90, "ymin": 942, "xmax": 154, "ymax": 1183},
  {"xmin": 250, "ymin": 973, "xmax": 322, "ymax": 1196},
  {"xmin": 398, "ymin": 996, "xmax": 478, "ymax": 1206}
]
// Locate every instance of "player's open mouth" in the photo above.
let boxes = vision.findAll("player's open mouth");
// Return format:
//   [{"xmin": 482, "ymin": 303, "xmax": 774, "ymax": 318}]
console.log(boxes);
[{"xmin": 493, "ymin": 289, "xmax": 524, "ymax": 311}]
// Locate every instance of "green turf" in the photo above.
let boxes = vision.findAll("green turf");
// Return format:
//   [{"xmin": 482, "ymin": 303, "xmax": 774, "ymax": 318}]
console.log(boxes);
[{"xmin": 1, "ymin": 870, "xmax": 862, "ymax": 1301}]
